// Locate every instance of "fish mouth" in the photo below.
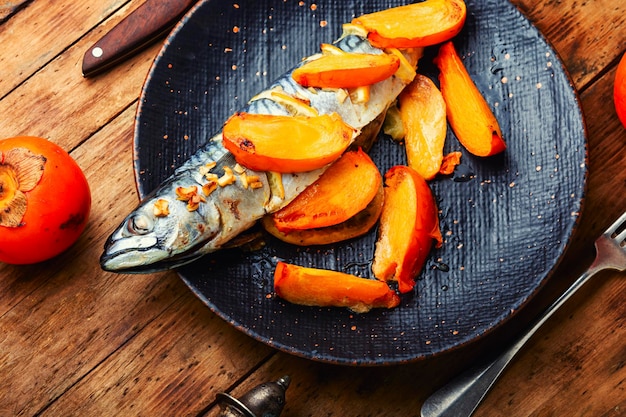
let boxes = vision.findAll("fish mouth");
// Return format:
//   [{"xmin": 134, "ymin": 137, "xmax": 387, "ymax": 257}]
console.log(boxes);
[{"xmin": 100, "ymin": 234, "xmax": 209, "ymax": 274}]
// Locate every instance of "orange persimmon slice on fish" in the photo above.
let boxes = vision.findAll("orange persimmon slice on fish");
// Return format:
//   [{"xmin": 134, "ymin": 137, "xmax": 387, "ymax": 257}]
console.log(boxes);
[
  {"xmin": 352, "ymin": 0, "xmax": 467, "ymax": 49},
  {"xmin": 262, "ymin": 183, "xmax": 383, "ymax": 246},
  {"xmin": 274, "ymin": 262, "xmax": 400, "ymax": 313},
  {"xmin": 372, "ymin": 165, "xmax": 442, "ymax": 294},
  {"xmin": 398, "ymin": 74, "xmax": 447, "ymax": 180},
  {"xmin": 434, "ymin": 41, "xmax": 506, "ymax": 157},
  {"xmin": 292, "ymin": 52, "xmax": 401, "ymax": 88},
  {"xmin": 222, "ymin": 112, "xmax": 356, "ymax": 173},
  {"xmin": 269, "ymin": 148, "xmax": 382, "ymax": 232}
]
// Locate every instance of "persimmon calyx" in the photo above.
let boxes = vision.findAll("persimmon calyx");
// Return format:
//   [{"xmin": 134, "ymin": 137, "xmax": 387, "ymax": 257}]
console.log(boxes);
[{"xmin": 0, "ymin": 148, "xmax": 46, "ymax": 227}]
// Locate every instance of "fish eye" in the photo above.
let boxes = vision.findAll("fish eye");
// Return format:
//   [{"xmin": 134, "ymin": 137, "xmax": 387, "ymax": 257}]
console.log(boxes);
[{"xmin": 126, "ymin": 213, "xmax": 154, "ymax": 235}]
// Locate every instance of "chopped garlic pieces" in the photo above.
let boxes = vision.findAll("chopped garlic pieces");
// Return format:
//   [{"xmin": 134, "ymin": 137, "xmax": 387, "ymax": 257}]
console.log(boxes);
[
  {"xmin": 176, "ymin": 185, "xmax": 199, "ymax": 201},
  {"xmin": 198, "ymin": 161, "xmax": 217, "ymax": 177},
  {"xmin": 202, "ymin": 180, "xmax": 218, "ymax": 196},
  {"xmin": 167, "ymin": 163, "xmax": 264, "ymax": 214},
  {"xmin": 218, "ymin": 166, "xmax": 236, "ymax": 186},
  {"xmin": 153, "ymin": 199, "xmax": 170, "ymax": 217},
  {"xmin": 233, "ymin": 163, "xmax": 246, "ymax": 174}
]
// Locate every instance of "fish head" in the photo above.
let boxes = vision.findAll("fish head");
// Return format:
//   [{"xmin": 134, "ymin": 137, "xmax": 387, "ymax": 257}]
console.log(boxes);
[{"xmin": 100, "ymin": 194, "xmax": 221, "ymax": 273}]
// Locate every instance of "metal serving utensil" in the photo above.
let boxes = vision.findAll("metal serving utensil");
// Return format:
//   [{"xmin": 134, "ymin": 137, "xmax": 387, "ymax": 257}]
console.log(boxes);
[{"xmin": 421, "ymin": 210, "xmax": 626, "ymax": 417}]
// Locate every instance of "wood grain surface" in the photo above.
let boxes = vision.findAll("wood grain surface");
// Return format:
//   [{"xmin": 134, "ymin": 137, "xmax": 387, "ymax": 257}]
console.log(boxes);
[{"xmin": 0, "ymin": 0, "xmax": 624, "ymax": 416}]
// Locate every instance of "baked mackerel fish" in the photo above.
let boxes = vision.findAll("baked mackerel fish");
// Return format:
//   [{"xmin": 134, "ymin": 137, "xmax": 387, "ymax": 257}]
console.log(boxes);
[{"xmin": 101, "ymin": 32, "xmax": 421, "ymax": 273}]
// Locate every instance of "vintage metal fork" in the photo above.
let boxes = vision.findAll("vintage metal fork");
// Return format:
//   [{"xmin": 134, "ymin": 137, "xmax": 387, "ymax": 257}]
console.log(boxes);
[{"xmin": 421, "ymin": 210, "xmax": 626, "ymax": 417}]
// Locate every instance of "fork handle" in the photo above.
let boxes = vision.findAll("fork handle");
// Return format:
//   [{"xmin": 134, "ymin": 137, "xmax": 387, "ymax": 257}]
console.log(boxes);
[{"xmin": 420, "ymin": 264, "xmax": 602, "ymax": 417}]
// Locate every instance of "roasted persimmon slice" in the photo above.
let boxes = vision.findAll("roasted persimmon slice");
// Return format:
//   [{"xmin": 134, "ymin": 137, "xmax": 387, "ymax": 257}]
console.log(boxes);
[
  {"xmin": 352, "ymin": 0, "xmax": 466, "ymax": 49},
  {"xmin": 269, "ymin": 148, "xmax": 382, "ymax": 232},
  {"xmin": 292, "ymin": 52, "xmax": 400, "ymax": 88},
  {"xmin": 274, "ymin": 262, "xmax": 400, "ymax": 313},
  {"xmin": 434, "ymin": 41, "xmax": 506, "ymax": 157},
  {"xmin": 398, "ymin": 74, "xmax": 447, "ymax": 180},
  {"xmin": 372, "ymin": 165, "xmax": 442, "ymax": 293},
  {"xmin": 262, "ymin": 182, "xmax": 383, "ymax": 246},
  {"xmin": 222, "ymin": 112, "xmax": 356, "ymax": 173}
]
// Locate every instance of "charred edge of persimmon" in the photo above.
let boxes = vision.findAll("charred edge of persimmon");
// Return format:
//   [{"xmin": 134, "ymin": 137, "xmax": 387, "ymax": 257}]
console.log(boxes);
[{"xmin": 238, "ymin": 138, "xmax": 255, "ymax": 153}]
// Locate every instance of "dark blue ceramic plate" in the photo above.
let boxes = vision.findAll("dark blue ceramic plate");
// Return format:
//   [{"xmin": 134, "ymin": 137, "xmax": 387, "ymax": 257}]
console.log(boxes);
[{"xmin": 134, "ymin": 0, "xmax": 586, "ymax": 365}]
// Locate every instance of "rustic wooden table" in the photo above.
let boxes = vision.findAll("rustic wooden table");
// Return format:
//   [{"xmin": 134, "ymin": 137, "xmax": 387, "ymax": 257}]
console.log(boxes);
[{"xmin": 1, "ymin": 0, "xmax": 625, "ymax": 416}]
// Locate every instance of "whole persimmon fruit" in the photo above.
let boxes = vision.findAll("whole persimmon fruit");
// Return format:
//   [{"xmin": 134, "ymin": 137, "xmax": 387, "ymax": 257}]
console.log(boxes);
[{"xmin": 0, "ymin": 136, "xmax": 91, "ymax": 264}]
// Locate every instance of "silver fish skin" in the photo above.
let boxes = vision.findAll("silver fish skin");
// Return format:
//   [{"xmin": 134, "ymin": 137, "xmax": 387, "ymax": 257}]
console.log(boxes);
[{"xmin": 101, "ymin": 34, "xmax": 420, "ymax": 273}]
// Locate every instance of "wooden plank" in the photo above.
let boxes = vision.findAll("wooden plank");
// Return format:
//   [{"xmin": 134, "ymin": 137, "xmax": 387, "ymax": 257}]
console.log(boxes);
[
  {"xmin": 0, "ymin": 0, "xmax": 31, "ymax": 23},
  {"xmin": 40, "ymin": 292, "xmax": 274, "ymax": 416},
  {"xmin": 513, "ymin": 0, "xmax": 626, "ymax": 88},
  {"xmin": 478, "ymin": 271, "xmax": 626, "ymax": 416},
  {"xmin": 0, "ymin": 23, "xmax": 158, "ymax": 152}
]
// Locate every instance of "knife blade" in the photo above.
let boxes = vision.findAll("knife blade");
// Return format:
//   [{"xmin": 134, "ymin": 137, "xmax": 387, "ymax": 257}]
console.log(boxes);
[{"xmin": 82, "ymin": 0, "xmax": 198, "ymax": 77}]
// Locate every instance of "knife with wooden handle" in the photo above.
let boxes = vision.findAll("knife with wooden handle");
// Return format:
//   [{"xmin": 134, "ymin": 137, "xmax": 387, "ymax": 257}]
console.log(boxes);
[{"xmin": 82, "ymin": 0, "xmax": 198, "ymax": 77}]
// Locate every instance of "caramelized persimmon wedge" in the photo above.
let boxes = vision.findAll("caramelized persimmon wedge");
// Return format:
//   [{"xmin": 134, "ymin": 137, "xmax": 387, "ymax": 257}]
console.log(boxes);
[
  {"xmin": 262, "ymin": 182, "xmax": 383, "ymax": 246},
  {"xmin": 292, "ymin": 52, "xmax": 400, "ymax": 88},
  {"xmin": 434, "ymin": 41, "xmax": 506, "ymax": 157},
  {"xmin": 222, "ymin": 112, "xmax": 356, "ymax": 172},
  {"xmin": 269, "ymin": 148, "xmax": 382, "ymax": 232},
  {"xmin": 398, "ymin": 74, "xmax": 447, "ymax": 180},
  {"xmin": 274, "ymin": 262, "xmax": 400, "ymax": 313},
  {"xmin": 372, "ymin": 165, "xmax": 442, "ymax": 293},
  {"xmin": 352, "ymin": 0, "xmax": 466, "ymax": 49}
]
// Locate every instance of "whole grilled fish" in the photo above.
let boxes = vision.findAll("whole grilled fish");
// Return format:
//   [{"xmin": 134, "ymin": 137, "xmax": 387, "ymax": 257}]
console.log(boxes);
[{"xmin": 101, "ymin": 33, "xmax": 421, "ymax": 273}]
